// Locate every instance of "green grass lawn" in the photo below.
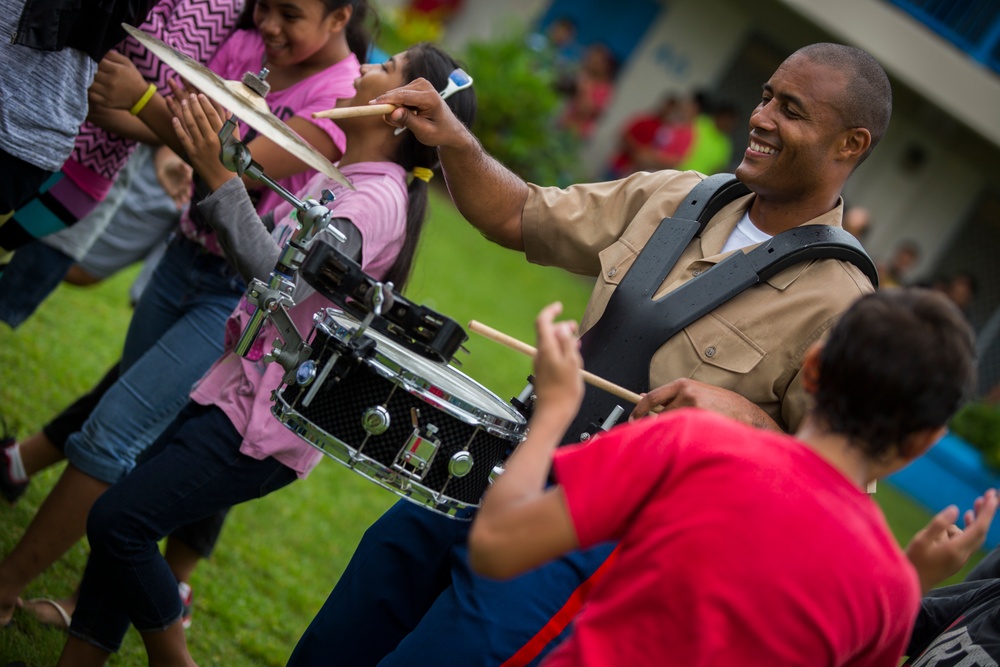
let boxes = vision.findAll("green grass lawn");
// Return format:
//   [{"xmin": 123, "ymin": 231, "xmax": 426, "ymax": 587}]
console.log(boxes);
[{"xmin": 0, "ymin": 187, "xmax": 983, "ymax": 665}]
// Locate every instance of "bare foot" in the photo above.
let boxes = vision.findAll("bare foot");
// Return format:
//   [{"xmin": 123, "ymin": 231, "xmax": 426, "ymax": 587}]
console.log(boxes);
[
  {"xmin": 22, "ymin": 597, "xmax": 74, "ymax": 628},
  {"xmin": 1, "ymin": 597, "xmax": 23, "ymax": 626}
]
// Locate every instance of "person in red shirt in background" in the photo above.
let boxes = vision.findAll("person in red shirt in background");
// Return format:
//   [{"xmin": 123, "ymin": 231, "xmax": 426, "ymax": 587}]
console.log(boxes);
[
  {"xmin": 607, "ymin": 93, "xmax": 698, "ymax": 179},
  {"xmin": 470, "ymin": 290, "xmax": 988, "ymax": 666}
]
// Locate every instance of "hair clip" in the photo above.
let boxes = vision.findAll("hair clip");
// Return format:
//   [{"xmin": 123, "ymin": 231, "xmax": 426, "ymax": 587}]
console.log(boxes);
[{"xmin": 395, "ymin": 68, "xmax": 474, "ymax": 136}]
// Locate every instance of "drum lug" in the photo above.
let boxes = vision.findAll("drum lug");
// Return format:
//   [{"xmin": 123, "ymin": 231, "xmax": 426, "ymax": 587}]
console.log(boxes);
[
  {"xmin": 362, "ymin": 405, "xmax": 391, "ymax": 435},
  {"xmin": 295, "ymin": 359, "xmax": 318, "ymax": 386},
  {"xmin": 448, "ymin": 451, "xmax": 474, "ymax": 478},
  {"xmin": 395, "ymin": 422, "xmax": 441, "ymax": 480}
]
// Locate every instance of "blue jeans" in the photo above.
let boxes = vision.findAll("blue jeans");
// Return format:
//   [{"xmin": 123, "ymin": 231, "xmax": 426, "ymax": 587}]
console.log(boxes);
[
  {"xmin": 63, "ymin": 237, "xmax": 244, "ymax": 483},
  {"xmin": 0, "ymin": 240, "xmax": 74, "ymax": 328},
  {"xmin": 68, "ymin": 402, "xmax": 298, "ymax": 652},
  {"xmin": 287, "ymin": 499, "xmax": 616, "ymax": 667}
]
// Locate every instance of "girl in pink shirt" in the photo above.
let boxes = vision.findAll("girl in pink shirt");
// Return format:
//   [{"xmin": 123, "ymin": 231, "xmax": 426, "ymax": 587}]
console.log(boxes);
[{"xmin": 55, "ymin": 43, "xmax": 476, "ymax": 665}]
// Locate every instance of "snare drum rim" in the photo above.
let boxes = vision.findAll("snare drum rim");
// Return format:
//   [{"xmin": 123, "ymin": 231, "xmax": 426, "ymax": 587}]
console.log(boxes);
[
  {"xmin": 316, "ymin": 310, "xmax": 526, "ymax": 440},
  {"xmin": 364, "ymin": 354, "xmax": 525, "ymax": 439}
]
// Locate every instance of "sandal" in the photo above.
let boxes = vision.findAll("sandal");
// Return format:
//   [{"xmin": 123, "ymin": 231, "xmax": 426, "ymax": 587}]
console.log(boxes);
[{"xmin": 23, "ymin": 597, "xmax": 72, "ymax": 629}]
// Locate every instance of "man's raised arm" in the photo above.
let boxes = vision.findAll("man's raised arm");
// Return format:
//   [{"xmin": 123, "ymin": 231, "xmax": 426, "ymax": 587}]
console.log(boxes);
[{"xmin": 373, "ymin": 78, "xmax": 529, "ymax": 251}]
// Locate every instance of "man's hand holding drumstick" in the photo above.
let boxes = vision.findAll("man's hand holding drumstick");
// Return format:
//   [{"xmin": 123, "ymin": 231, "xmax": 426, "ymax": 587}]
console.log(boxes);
[
  {"xmin": 471, "ymin": 312, "xmax": 782, "ymax": 429},
  {"xmin": 314, "ymin": 78, "xmax": 471, "ymax": 149}
]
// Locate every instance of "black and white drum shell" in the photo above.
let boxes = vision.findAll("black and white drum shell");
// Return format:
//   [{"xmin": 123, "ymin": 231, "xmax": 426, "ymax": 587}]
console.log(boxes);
[{"xmin": 273, "ymin": 310, "xmax": 525, "ymax": 518}]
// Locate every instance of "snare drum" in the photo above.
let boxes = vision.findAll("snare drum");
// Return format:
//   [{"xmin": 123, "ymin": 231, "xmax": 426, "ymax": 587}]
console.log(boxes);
[{"xmin": 273, "ymin": 310, "xmax": 526, "ymax": 518}]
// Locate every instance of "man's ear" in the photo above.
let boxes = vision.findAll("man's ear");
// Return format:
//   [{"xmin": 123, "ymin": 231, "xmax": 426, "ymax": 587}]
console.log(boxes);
[
  {"xmin": 899, "ymin": 426, "xmax": 948, "ymax": 463},
  {"xmin": 800, "ymin": 341, "xmax": 823, "ymax": 395},
  {"xmin": 840, "ymin": 127, "xmax": 872, "ymax": 163}
]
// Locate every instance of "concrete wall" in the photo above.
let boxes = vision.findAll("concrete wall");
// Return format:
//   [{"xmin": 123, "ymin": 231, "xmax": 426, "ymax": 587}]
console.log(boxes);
[{"xmin": 777, "ymin": 0, "xmax": 1000, "ymax": 150}]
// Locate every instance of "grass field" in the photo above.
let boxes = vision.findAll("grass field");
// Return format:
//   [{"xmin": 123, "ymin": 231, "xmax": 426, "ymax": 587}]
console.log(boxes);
[{"xmin": 0, "ymin": 187, "xmax": 982, "ymax": 665}]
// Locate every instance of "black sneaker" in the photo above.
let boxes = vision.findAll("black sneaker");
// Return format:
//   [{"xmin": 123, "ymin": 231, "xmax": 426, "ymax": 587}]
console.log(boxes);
[{"xmin": 1, "ymin": 437, "xmax": 28, "ymax": 504}]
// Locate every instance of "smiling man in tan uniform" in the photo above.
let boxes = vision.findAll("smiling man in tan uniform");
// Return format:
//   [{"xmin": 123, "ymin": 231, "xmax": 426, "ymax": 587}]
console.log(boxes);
[{"xmin": 288, "ymin": 42, "xmax": 892, "ymax": 667}]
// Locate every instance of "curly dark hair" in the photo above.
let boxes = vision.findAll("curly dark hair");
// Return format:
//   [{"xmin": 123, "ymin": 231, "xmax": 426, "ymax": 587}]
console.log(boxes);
[{"xmin": 813, "ymin": 288, "xmax": 976, "ymax": 460}]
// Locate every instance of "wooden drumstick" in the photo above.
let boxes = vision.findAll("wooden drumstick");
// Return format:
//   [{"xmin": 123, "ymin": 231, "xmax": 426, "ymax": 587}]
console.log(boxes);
[
  {"xmin": 312, "ymin": 104, "xmax": 397, "ymax": 120},
  {"xmin": 468, "ymin": 320, "xmax": 645, "ymax": 407}
]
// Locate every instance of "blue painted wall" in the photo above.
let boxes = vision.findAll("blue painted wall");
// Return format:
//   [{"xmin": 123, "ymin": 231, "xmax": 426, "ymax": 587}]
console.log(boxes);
[
  {"xmin": 536, "ymin": 0, "xmax": 662, "ymax": 67},
  {"xmin": 888, "ymin": 433, "xmax": 1000, "ymax": 549}
]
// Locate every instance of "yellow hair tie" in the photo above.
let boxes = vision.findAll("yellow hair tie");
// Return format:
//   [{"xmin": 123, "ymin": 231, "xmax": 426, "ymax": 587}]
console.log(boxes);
[
  {"xmin": 129, "ymin": 83, "xmax": 158, "ymax": 116},
  {"xmin": 412, "ymin": 167, "xmax": 434, "ymax": 183}
]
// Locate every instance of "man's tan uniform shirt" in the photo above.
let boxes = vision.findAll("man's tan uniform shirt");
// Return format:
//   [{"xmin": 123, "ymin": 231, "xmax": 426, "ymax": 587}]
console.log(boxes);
[{"xmin": 522, "ymin": 170, "xmax": 874, "ymax": 432}]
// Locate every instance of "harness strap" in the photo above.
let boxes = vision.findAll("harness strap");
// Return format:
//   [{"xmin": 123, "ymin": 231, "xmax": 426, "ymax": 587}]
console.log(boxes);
[{"xmin": 562, "ymin": 176, "xmax": 876, "ymax": 443}]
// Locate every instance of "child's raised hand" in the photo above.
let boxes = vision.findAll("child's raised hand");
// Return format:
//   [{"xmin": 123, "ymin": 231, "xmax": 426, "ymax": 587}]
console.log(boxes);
[
  {"xmin": 171, "ymin": 92, "xmax": 236, "ymax": 192},
  {"xmin": 532, "ymin": 302, "xmax": 583, "ymax": 422}
]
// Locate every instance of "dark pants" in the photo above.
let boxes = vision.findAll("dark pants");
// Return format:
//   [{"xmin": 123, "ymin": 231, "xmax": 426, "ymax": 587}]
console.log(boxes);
[
  {"xmin": 287, "ymin": 499, "xmax": 616, "ymax": 667},
  {"xmin": 0, "ymin": 148, "xmax": 52, "ymax": 216},
  {"xmin": 69, "ymin": 402, "xmax": 298, "ymax": 652},
  {"xmin": 0, "ymin": 240, "xmax": 73, "ymax": 328}
]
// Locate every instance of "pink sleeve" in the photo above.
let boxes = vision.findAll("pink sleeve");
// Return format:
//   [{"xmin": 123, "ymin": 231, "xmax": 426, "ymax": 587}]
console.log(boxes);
[
  {"xmin": 288, "ymin": 55, "xmax": 360, "ymax": 155},
  {"xmin": 552, "ymin": 413, "xmax": 686, "ymax": 547}
]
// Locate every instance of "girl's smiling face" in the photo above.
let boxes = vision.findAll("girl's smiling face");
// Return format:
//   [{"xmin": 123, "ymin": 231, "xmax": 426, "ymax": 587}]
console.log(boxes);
[{"xmin": 254, "ymin": 0, "xmax": 349, "ymax": 69}]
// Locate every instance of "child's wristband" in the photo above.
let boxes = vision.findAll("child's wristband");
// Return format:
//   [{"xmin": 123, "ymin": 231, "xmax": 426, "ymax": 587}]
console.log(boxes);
[{"xmin": 129, "ymin": 83, "xmax": 158, "ymax": 116}]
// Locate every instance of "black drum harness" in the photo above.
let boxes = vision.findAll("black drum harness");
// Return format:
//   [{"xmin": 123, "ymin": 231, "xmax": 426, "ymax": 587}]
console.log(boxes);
[{"xmin": 514, "ymin": 174, "xmax": 879, "ymax": 446}]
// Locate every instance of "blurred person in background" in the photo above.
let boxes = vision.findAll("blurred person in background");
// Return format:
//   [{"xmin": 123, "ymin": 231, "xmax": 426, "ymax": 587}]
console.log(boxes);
[
  {"xmin": 842, "ymin": 205, "xmax": 872, "ymax": 243},
  {"xmin": 878, "ymin": 240, "xmax": 921, "ymax": 288},
  {"xmin": 606, "ymin": 93, "xmax": 697, "ymax": 179},
  {"xmin": 557, "ymin": 43, "xmax": 618, "ymax": 140},
  {"xmin": 677, "ymin": 92, "xmax": 738, "ymax": 175}
]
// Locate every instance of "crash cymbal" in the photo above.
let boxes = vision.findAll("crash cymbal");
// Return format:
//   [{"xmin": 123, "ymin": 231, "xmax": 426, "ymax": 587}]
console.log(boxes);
[{"xmin": 122, "ymin": 23, "xmax": 352, "ymax": 189}]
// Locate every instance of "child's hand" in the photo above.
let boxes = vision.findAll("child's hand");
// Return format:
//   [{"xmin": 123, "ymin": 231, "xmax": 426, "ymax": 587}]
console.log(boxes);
[
  {"xmin": 153, "ymin": 146, "xmax": 193, "ymax": 209},
  {"xmin": 532, "ymin": 302, "xmax": 583, "ymax": 422},
  {"xmin": 171, "ymin": 92, "xmax": 236, "ymax": 192},
  {"xmin": 905, "ymin": 488, "xmax": 999, "ymax": 594}
]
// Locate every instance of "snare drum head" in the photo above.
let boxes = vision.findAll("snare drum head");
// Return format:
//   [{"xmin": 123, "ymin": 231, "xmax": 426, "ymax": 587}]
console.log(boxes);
[{"xmin": 320, "ymin": 310, "xmax": 525, "ymax": 432}]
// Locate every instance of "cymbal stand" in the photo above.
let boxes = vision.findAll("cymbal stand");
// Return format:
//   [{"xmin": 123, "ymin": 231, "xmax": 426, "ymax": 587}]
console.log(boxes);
[{"xmin": 219, "ymin": 117, "xmax": 349, "ymax": 382}]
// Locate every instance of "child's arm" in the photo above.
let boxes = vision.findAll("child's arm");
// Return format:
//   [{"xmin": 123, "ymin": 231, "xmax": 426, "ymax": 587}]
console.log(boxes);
[
  {"xmin": 91, "ymin": 55, "xmax": 342, "ymax": 189},
  {"xmin": 175, "ymin": 93, "xmax": 363, "ymax": 284},
  {"xmin": 468, "ymin": 303, "xmax": 583, "ymax": 579},
  {"xmin": 89, "ymin": 51, "xmax": 186, "ymax": 154}
]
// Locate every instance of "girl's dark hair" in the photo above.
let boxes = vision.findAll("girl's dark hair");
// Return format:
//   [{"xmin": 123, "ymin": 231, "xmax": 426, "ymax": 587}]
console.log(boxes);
[
  {"xmin": 237, "ymin": 0, "xmax": 377, "ymax": 63},
  {"xmin": 382, "ymin": 42, "xmax": 477, "ymax": 292}
]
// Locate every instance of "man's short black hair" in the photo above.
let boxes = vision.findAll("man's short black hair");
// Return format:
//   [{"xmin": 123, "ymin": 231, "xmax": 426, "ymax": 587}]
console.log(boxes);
[
  {"xmin": 814, "ymin": 289, "xmax": 976, "ymax": 459},
  {"xmin": 794, "ymin": 43, "xmax": 893, "ymax": 165}
]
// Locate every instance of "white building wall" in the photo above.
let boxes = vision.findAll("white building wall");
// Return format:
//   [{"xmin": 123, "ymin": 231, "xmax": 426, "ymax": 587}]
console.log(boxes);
[
  {"xmin": 846, "ymin": 117, "xmax": 984, "ymax": 276},
  {"xmin": 777, "ymin": 0, "xmax": 1000, "ymax": 150}
]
